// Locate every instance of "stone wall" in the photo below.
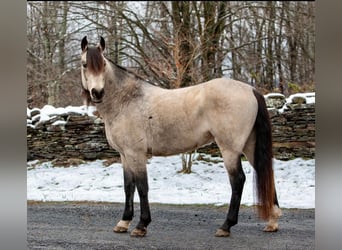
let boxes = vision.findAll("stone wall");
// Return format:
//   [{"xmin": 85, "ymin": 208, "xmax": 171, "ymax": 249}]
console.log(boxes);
[
  {"xmin": 27, "ymin": 94, "xmax": 315, "ymax": 162},
  {"xmin": 27, "ymin": 114, "xmax": 120, "ymax": 162},
  {"xmin": 269, "ymin": 104, "xmax": 315, "ymax": 160}
]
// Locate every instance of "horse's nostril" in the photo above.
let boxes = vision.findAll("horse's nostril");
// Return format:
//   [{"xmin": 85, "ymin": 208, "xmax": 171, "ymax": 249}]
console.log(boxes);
[{"xmin": 91, "ymin": 88, "xmax": 104, "ymax": 100}]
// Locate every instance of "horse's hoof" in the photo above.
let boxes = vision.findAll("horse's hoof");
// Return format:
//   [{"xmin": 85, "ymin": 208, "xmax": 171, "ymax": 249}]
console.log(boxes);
[
  {"xmin": 113, "ymin": 220, "xmax": 131, "ymax": 233},
  {"xmin": 113, "ymin": 225, "xmax": 129, "ymax": 233},
  {"xmin": 263, "ymin": 224, "xmax": 278, "ymax": 232},
  {"xmin": 130, "ymin": 227, "xmax": 147, "ymax": 237},
  {"xmin": 215, "ymin": 228, "xmax": 230, "ymax": 237}
]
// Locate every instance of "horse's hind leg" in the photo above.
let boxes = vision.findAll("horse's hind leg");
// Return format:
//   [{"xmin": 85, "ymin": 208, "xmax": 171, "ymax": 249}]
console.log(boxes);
[
  {"xmin": 243, "ymin": 137, "xmax": 282, "ymax": 232},
  {"xmin": 216, "ymin": 150, "xmax": 246, "ymax": 237},
  {"xmin": 263, "ymin": 190, "xmax": 282, "ymax": 232}
]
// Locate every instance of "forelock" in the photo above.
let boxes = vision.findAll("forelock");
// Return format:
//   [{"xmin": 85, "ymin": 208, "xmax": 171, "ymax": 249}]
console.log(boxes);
[{"xmin": 86, "ymin": 47, "xmax": 105, "ymax": 74}]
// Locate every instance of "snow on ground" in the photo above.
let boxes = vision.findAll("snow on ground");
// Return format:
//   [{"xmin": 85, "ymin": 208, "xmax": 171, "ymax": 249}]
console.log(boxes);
[{"xmin": 27, "ymin": 154, "xmax": 315, "ymax": 209}]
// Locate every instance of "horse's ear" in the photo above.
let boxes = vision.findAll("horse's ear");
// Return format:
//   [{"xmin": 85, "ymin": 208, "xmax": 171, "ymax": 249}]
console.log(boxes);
[
  {"xmin": 81, "ymin": 36, "xmax": 88, "ymax": 51},
  {"xmin": 100, "ymin": 36, "xmax": 105, "ymax": 51}
]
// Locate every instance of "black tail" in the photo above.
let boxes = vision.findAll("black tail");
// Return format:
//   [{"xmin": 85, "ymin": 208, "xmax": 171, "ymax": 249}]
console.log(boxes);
[{"xmin": 252, "ymin": 89, "xmax": 275, "ymax": 220}]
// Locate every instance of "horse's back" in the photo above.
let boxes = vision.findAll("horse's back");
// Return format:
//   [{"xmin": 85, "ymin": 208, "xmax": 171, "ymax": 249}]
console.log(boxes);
[
  {"xmin": 198, "ymin": 78, "xmax": 257, "ymax": 112},
  {"xmin": 202, "ymin": 78, "xmax": 255, "ymax": 97}
]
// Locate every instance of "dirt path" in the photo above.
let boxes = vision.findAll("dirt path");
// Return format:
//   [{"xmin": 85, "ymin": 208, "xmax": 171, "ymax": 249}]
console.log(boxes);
[{"xmin": 27, "ymin": 202, "xmax": 314, "ymax": 249}]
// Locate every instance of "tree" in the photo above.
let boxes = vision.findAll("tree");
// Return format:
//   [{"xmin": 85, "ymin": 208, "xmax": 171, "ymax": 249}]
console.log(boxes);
[
  {"xmin": 171, "ymin": 1, "xmax": 194, "ymax": 88},
  {"xmin": 27, "ymin": 1, "xmax": 78, "ymax": 107},
  {"xmin": 27, "ymin": 1, "xmax": 315, "ymax": 108},
  {"xmin": 200, "ymin": 1, "xmax": 226, "ymax": 81}
]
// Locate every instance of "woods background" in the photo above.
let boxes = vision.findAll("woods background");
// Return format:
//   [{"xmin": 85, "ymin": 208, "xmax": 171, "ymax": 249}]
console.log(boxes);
[{"xmin": 27, "ymin": 1, "xmax": 315, "ymax": 108}]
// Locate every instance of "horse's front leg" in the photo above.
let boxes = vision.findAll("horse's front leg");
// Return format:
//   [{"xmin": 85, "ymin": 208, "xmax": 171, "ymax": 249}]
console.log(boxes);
[
  {"xmin": 113, "ymin": 156, "xmax": 135, "ymax": 233},
  {"xmin": 130, "ymin": 168, "xmax": 151, "ymax": 237}
]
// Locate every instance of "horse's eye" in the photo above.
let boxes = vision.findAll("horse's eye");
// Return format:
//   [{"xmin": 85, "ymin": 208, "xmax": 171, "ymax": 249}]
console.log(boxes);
[{"xmin": 83, "ymin": 63, "xmax": 87, "ymax": 68}]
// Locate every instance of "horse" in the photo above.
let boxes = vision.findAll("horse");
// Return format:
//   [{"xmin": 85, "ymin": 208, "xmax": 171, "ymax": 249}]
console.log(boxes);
[{"xmin": 80, "ymin": 36, "xmax": 282, "ymax": 237}]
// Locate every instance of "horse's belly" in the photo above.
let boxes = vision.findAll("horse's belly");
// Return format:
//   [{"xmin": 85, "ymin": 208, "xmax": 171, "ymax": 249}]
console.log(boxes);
[{"xmin": 150, "ymin": 130, "xmax": 213, "ymax": 156}]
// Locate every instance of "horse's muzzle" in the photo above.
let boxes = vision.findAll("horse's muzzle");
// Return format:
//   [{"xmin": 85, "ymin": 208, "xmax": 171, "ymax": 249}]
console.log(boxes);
[{"xmin": 91, "ymin": 88, "xmax": 104, "ymax": 103}]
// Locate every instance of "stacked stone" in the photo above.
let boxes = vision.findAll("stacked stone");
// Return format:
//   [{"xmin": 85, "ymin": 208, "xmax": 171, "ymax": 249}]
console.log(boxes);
[
  {"xmin": 27, "ymin": 111, "xmax": 119, "ymax": 163},
  {"xmin": 267, "ymin": 95, "xmax": 315, "ymax": 160}
]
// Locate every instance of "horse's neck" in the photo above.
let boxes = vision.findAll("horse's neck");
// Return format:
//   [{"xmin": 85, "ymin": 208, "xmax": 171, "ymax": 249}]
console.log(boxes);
[{"xmin": 96, "ymin": 63, "xmax": 144, "ymax": 119}]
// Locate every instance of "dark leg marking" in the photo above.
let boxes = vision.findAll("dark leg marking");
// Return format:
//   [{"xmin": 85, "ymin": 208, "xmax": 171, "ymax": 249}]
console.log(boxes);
[
  {"xmin": 131, "ymin": 171, "xmax": 151, "ymax": 237},
  {"xmin": 113, "ymin": 167, "xmax": 135, "ymax": 233},
  {"xmin": 122, "ymin": 168, "xmax": 135, "ymax": 221},
  {"xmin": 216, "ymin": 158, "xmax": 246, "ymax": 237}
]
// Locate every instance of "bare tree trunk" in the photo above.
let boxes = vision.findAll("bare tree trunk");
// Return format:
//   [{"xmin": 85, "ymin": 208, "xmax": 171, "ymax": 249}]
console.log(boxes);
[
  {"xmin": 58, "ymin": 2, "xmax": 68, "ymax": 73},
  {"xmin": 226, "ymin": 4, "xmax": 240, "ymax": 80},
  {"xmin": 42, "ymin": 2, "xmax": 56, "ymax": 106},
  {"xmin": 178, "ymin": 151, "xmax": 197, "ymax": 174},
  {"xmin": 201, "ymin": 2, "xmax": 225, "ymax": 81},
  {"xmin": 284, "ymin": 2, "xmax": 298, "ymax": 85},
  {"xmin": 250, "ymin": 5, "xmax": 265, "ymax": 88},
  {"xmin": 276, "ymin": 3, "xmax": 286, "ymax": 95},
  {"xmin": 171, "ymin": 1, "xmax": 193, "ymax": 88},
  {"xmin": 265, "ymin": 1, "xmax": 275, "ymax": 91},
  {"xmin": 54, "ymin": 1, "xmax": 69, "ymax": 106}
]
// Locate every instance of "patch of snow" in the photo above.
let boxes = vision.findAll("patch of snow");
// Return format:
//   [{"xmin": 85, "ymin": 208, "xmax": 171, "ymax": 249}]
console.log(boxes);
[
  {"xmin": 52, "ymin": 120, "xmax": 67, "ymax": 126},
  {"xmin": 264, "ymin": 93, "xmax": 285, "ymax": 99},
  {"xmin": 27, "ymin": 105, "xmax": 97, "ymax": 126},
  {"xmin": 286, "ymin": 92, "xmax": 315, "ymax": 104},
  {"xmin": 27, "ymin": 155, "xmax": 315, "ymax": 209}
]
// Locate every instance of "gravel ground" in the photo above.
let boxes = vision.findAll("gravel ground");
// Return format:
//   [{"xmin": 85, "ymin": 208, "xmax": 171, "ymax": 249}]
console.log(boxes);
[{"xmin": 27, "ymin": 202, "xmax": 314, "ymax": 250}]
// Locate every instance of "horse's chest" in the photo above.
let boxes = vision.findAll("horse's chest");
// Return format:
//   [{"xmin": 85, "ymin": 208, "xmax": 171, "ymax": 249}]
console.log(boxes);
[
  {"xmin": 103, "ymin": 120, "xmax": 125, "ymax": 153},
  {"xmin": 103, "ymin": 116, "xmax": 147, "ymax": 153}
]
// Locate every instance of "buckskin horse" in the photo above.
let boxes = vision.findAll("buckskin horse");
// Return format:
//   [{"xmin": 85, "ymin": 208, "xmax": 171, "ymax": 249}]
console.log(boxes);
[{"xmin": 80, "ymin": 36, "xmax": 281, "ymax": 237}]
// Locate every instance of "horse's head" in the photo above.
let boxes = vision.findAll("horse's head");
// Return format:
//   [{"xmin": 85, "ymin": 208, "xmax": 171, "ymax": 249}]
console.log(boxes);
[{"xmin": 81, "ymin": 36, "xmax": 106, "ymax": 104}]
